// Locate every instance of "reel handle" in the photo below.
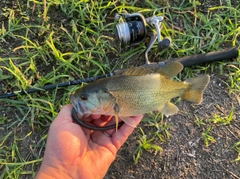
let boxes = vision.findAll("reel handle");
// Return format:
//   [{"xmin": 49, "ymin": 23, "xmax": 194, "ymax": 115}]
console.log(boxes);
[{"xmin": 158, "ymin": 37, "xmax": 171, "ymax": 51}]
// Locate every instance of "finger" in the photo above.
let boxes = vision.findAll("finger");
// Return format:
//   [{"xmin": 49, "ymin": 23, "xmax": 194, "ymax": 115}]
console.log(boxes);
[
  {"xmin": 77, "ymin": 114, "xmax": 101, "ymax": 123},
  {"xmin": 92, "ymin": 115, "xmax": 117, "ymax": 127},
  {"xmin": 89, "ymin": 115, "xmax": 143, "ymax": 156},
  {"xmin": 95, "ymin": 116, "xmax": 123, "ymax": 136},
  {"xmin": 90, "ymin": 114, "xmax": 101, "ymax": 120},
  {"xmin": 90, "ymin": 130, "xmax": 117, "ymax": 157},
  {"xmin": 89, "ymin": 116, "xmax": 118, "ymax": 142},
  {"xmin": 50, "ymin": 104, "xmax": 89, "ymax": 142},
  {"xmin": 81, "ymin": 127, "xmax": 91, "ymax": 140},
  {"xmin": 53, "ymin": 104, "xmax": 73, "ymax": 124},
  {"xmin": 52, "ymin": 105, "xmax": 89, "ymax": 135},
  {"xmin": 80, "ymin": 116, "xmax": 115, "ymax": 141},
  {"xmin": 74, "ymin": 115, "xmax": 114, "ymax": 140},
  {"xmin": 81, "ymin": 114, "xmax": 113, "ymax": 123},
  {"xmin": 111, "ymin": 115, "xmax": 143, "ymax": 150}
]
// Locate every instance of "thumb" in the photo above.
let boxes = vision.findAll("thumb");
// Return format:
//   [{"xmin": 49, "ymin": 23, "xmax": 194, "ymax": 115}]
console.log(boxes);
[
  {"xmin": 111, "ymin": 115, "xmax": 143, "ymax": 150},
  {"xmin": 52, "ymin": 104, "xmax": 74, "ymax": 125}
]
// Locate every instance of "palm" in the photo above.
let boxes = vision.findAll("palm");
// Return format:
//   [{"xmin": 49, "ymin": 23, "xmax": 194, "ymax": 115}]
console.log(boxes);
[{"xmin": 39, "ymin": 105, "xmax": 143, "ymax": 179}]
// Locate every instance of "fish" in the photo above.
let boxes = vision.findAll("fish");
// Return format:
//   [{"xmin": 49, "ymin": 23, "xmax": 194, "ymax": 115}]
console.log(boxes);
[{"xmin": 70, "ymin": 61, "xmax": 210, "ymax": 130}]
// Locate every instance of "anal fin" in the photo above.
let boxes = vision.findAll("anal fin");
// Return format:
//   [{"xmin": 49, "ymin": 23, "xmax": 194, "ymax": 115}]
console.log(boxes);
[{"xmin": 157, "ymin": 101, "xmax": 179, "ymax": 116}]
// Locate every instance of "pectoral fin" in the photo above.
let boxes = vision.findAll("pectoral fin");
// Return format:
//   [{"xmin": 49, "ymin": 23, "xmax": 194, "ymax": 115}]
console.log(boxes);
[
  {"xmin": 114, "ymin": 108, "xmax": 136, "ymax": 130},
  {"xmin": 157, "ymin": 101, "xmax": 179, "ymax": 116},
  {"xmin": 114, "ymin": 104, "xmax": 120, "ymax": 131},
  {"xmin": 120, "ymin": 116, "xmax": 137, "ymax": 128},
  {"xmin": 114, "ymin": 115, "xmax": 119, "ymax": 132}
]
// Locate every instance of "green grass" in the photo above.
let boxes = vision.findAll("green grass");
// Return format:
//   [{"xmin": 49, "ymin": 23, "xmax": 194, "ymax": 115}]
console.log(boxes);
[
  {"xmin": 231, "ymin": 141, "xmax": 240, "ymax": 162},
  {"xmin": 0, "ymin": 0, "xmax": 240, "ymax": 178},
  {"xmin": 201, "ymin": 126, "xmax": 216, "ymax": 147},
  {"xmin": 194, "ymin": 115, "xmax": 206, "ymax": 127},
  {"xmin": 133, "ymin": 127, "xmax": 162, "ymax": 164},
  {"xmin": 143, "ymin": 112, "xmax": 172, "ymax": 142},
  {"xmin": 133, "ymin": 112, "xmax": 171, "ymax": 164},
  {"xmin": 194, "ymin": 107, "xmax": 237, "ymax": 148},
  {"xmin": 209, "ymin": 107, "xmax": 235, "ymax": 125}
]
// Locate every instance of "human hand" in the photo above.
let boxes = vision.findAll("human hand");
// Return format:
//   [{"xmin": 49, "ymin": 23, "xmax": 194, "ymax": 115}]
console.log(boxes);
[{"xmin": 36, "ymin": 104, "xmax": 143, "ymax": 179}]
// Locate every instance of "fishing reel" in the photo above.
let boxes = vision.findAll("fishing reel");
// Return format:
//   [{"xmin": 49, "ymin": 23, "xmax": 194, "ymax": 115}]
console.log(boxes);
[{"xmin": 115, "ymin": 13, "xmax": 171, "ymax": 64}]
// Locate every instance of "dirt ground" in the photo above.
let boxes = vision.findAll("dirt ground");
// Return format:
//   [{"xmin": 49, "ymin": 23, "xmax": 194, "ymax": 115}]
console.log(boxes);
[
  {"xmin": 105, "ymin": 72, "xmax": 240, "ymax": 179},
  {"xmin": 1, "ymin": 71, "xmax": 239, "ymax": 178},
  {"xmin": 0, "ymin": 0, "xmax": 239, "ymax": 179}
]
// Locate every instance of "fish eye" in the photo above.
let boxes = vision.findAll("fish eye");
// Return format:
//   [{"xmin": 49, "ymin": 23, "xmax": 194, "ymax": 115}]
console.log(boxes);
[{"xmin": 80, "ymin": 94, "xmax": 88, "ymax": 100}]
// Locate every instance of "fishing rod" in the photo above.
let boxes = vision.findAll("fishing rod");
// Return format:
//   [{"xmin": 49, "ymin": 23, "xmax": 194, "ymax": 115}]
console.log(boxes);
[
  {"xmin": 0, "ymin": 13, "xmax": 239, "ymax": 99},
  {"xmin": 0, "ymin": 46, "xmax": 238, "ymax": 99}
]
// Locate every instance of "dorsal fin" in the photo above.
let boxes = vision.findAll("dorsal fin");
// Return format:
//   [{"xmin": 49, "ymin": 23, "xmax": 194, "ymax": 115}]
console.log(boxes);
[
  {"xmin": 123, "ymin": 66, "xmax": 154, "ymax": 76},
  {"xmin": 157, "ymin": 62, "xmax": 183, "ymax": 78}
]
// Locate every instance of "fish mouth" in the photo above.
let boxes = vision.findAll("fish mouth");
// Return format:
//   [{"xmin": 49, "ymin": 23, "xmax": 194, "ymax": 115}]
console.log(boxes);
[{"xmin": 71, "ymin": 96, "xmax": 89, "ymax": 119}]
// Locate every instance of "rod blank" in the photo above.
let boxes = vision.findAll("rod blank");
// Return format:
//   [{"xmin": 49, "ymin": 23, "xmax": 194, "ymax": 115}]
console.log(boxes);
[{"xmin": 0, "ymin": 74, "xmax": 113, "ymax": 98}]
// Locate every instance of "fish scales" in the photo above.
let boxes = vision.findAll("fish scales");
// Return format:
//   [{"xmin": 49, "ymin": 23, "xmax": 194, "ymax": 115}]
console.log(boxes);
[
  {"xmin": 99, "ymin": 74, "xmax": 188, "ymax": 116},
  {"xmin": 70, "ymin": 62, "xmax": 210, "ymax": 128}
]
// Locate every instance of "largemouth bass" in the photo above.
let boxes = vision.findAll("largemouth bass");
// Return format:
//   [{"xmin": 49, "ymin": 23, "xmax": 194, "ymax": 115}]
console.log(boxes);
[{"xmin": 70, "ymin": 62, "xmax": 210, "ymax": 129}]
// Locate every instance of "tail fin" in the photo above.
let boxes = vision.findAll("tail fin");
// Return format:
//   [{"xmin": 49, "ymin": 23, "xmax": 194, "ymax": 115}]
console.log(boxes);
[{"xmin": 182, "ymin": 75, "xmax": 210, "ymax": 104}]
